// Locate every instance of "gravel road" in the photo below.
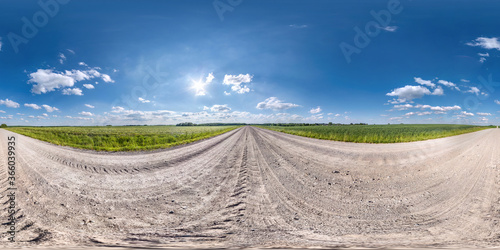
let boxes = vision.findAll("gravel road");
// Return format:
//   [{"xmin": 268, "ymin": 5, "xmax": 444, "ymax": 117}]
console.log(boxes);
[{"xmin": 1, "ymin": 126, "xmax": 500, "ymax": 248}]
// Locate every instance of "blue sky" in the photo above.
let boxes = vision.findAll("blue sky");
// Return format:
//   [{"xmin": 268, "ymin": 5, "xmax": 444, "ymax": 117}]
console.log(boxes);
[{"xmin": 1, "ymin": 0, "xmax": 500, "ymax": 126}]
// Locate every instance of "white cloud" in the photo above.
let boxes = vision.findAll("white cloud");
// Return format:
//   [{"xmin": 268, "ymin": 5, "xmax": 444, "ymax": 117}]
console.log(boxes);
[
  {"xmin": 66, "ymin": 49, "xmax": 75, "ymax": 54},
  {"xmin": 223, "ymin": 74, "xmax": 252, "ymax": 94},
  {"xmin": 429, "ymin": 105, "xmax": 461, "ymax": 111},
  {"xmin": 461, "ymin": 79, "xmax": 470, "ymax": 83},
  {"xmin": 414, "ymin": 77, "xmax": 435, "ymax": 88},
  {"xmin": 335, "ymin": 114, "xmax": 341, "ymax": 117},
  {"xmin": 42, "ymin": 113, "xmax": 48, "ymax": 117},
  {"xmin": 467, "ymin": 86, "xmax": 480, "ymax": 95},
  {"xmin": 404, "ymin": 112, "xmax": 415, "ymax": 116},
  {"xmin": 432, "ymin": 86, "xmax": 444, "ymax": 96},
  {"xmin": 62, "ymin": 88, "xmax": 83, "ymax": 96},
  {"xmin": 480, "ymin": 57, "xmax": 487, "ymax": 63},
  {"xmin": 203, "ymin": 106, "xmax": 210, "ymax": 111},
  {"xmin": 495, "ymin": 100, "xmax": 500, "ymax": 105},
  {"xmin": 206, "ymin": 73, "xmax": 215, "ymax": 83},
  {"xmin": 380, "ymin": 26, "xmax": 398, "ymax": 32},
  {"xmin": 78, "ymin": 62, "xmax": 88, "ymax": 66},
  {"xmin": 101, "ymin": 74, "xmax": 114, "ymax": 83},
  {"xmin": 477, "ymin": 112, "xmax": 491, "ymax": 116},
  {"xmin": 256, "ymin": 97, "xmax": 300, "ymax": 110},
  {"xmin": 0, "ymin": 37, "xmax": 2, "ymax": 51},
  {"xmin": 224, "ymin": 91, "xmax": 231, "ymax": 96},
  {"xmin": 24, "ymin": 103, "xmax": 41, "ymax": 110},
  {"xmin": 393, "ymin": 104, "xmax": 413, "ymax": 110},
  {"xmin": 478, "ymin": 52, "xmax": 490, "ymax": 57},
  {"xmin": 309, "ymin": 106, "xmax": 322, "ymax": 114},
  {"xmin": 289, "ymin": 24, "xmax": 308, "ymax": 29},
  {"xmin": 0, "ymin": 99, "xmax": 20, "ymax": 108},
  {"xmin": 79, "ymin": 111, "xmax": 94, "ymax": 116},
  {"xmin": 467, "ymin": 37, "xmax": 500, "ymax": 50},
  {"xmin": 42, "ymin": 105, "xmax": 59, "ymax": 112},
  {"xmin": 29, "ymin": 68, "xmax": 115, "ymax": 95},
  {"xmin": 59, "ymin": 53, "xmax": 66, "ymax": 64},
  {"xmin": 0, "ymin": 110, "xmax": 5, "ymax": 113},
  {"xmin": 83, "ymin": 84, "xmax": 95, "ymax": 89},
  {"xmin": 85, "ymin": 104, "xmax": 95, "ymax": 108},
  {"xmin": 386, "ymin": 85, "xmax": 431, "ymax": 102},
  {"xmin": 29, "ymin": 69, "xmax": 76, "ymax": 94},
  {"xmin": 461, "ymin": 111, "xmax": 474, "ymax": 116},
  {"xmin": 210, "ymin": 104, "xmax": 231, "ymax": 112},
  {"xmin": 138, "ymin": 97, "xmax": 151, "ymax": 103},
  {"xmin": 437, "ymin": 80, "xmax": 453, "ymax": 87}
]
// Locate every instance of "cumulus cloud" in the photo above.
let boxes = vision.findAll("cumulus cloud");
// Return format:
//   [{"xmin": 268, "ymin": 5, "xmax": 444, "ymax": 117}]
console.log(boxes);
[
  {"xmin": 79, "ymin": 111, "xmax": 94, "ymax": 116},
  {"xmin": 414, "ymin": 77, "xmax": 435, "ymax": 88},
  {"xmin": 85, "ymin": 104, "xmax": 95, "ymax": 108},
  {"xmin": 223, "ymin": 74, "xmax": 252, "ymax": 94},
  {"xmin": 83, "ymin": 84, "xmax": 95, "ymax": 89},
  {"xmin": 467, "ymin": 37, "xmax": 500, "ymax": 50},
  {"xmin": 256, "ymin": 97, "xmax": 300, "ymax": 110},
  {"xmin": 394, "ymin": 104, "xmax": 413, "ymax": 110},
  {"xmin": 24, "ymin": 103, "xmax": 41, "ymax": 110},
  {"xmin": 467, "ymin": 86, "xmax": 480, "ymax": 95},
  {"xmin": 42, "ymin": 105, "xmax": 59, "ymax": 112},
  {"xmin": 0, "ymin": 99, "xmax": 20, "ymax": 108},
  {"xmin": 432, "ymin": 86, "xmax": 444, "ymax": 96},
  {"xmin": 386, "ymin": 85, "xmax": 431, "ymax": 102},
  {"xmin": 138, "ymin": 97, "xmax": 151, "ymax": 103},
  {"xmin": 62, "ymin": 88, "xmax": 83, "ymax": 96},
  {"xmin": 28, "ymin": 68, "xmax": 115, "ymax": 94},
  {"xmin": 461, "ymin": 111, "xmax": 474, "ymax": 116},
  {"xmin": 78, "ymin": 62, "xmax": 88, "ymax": 66},
  {"xmin": 210, "ymin": 104, "xmax": 231, "ymax": 112},
  {"xmin": 224, "ymin": 91, "xmax": 231, "ymax": 96},
  {"xmin": 29, "ymin": 69, "xmax": 76, "ymax": 94},
  {"xmin": 309, "ymin": 106, "xmax": 322, "ymax": 114}
]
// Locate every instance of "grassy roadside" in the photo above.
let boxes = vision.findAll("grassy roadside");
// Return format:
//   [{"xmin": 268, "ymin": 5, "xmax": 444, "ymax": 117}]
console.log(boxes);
[
  {"xmin": 256, "ymin": 124, "xmax": 494, "ymax": 143},
  {"xmin": 5, "ymin": 125, "xmax": 240, "ymax": 151}
]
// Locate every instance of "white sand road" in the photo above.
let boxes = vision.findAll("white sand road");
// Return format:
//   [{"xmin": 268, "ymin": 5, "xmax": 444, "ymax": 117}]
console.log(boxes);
[{"xmin": 1, "ymin": 126, "xmax": 500, "ymax": 249}]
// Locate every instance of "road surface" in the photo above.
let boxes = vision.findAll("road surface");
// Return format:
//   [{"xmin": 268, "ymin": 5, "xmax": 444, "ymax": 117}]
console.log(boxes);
[{"xmin": 1, "ymin": 126, "xmax": 500, "ymax": 248}]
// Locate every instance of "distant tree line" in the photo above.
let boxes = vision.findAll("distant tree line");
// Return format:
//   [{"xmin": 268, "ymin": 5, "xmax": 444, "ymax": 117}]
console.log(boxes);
[
  {"xmin": 259, "ymin": 123, "xmax": 368, "ymax": 126},
  {"xmin": 176, "ymin": 122, "xmax": 247, "ymax": 126}
]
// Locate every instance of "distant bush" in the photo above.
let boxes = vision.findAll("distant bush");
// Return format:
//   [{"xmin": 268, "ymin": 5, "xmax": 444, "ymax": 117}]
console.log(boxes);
[{"xmin": 0, "ymin": 124, "xmax": 7, "ymax": 128}]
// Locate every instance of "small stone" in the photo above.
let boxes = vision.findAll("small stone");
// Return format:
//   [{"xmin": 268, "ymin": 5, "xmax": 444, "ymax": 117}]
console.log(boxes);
[{"xmin": 169, "ymin": 211, "xmax": 174, "ymax": 214}]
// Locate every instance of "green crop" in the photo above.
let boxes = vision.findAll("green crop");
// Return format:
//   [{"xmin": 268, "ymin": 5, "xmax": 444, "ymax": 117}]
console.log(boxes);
[
  {"xmin": 6, "ymin": 125, "xmax": 239, "ymax": 151},
  {"xmin": 257, "ymin": 124, "xmax": 493, "ymax": 143}
]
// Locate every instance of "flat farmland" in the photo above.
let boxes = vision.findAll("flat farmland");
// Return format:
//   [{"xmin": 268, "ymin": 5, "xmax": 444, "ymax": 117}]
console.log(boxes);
[
  {"xmin": 2, "ymin": 126, "xmax": 500, "ymax": 249},
  {"xmin": 260, "ymin": 124, "xmax": 493, "ymax": 143},
  {"xmin": 5, "ymin": 125, "xmax": 238, "ymax": 151}
]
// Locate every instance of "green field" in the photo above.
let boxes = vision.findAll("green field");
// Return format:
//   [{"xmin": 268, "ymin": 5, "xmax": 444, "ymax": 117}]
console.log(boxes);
[
  {"xmin": 5, "ymin": 125, "xmax": 239, "ymax": 151},
  {"xmin": 259, "ymin": 124, "xmax": 494, "ymax": 143}
]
